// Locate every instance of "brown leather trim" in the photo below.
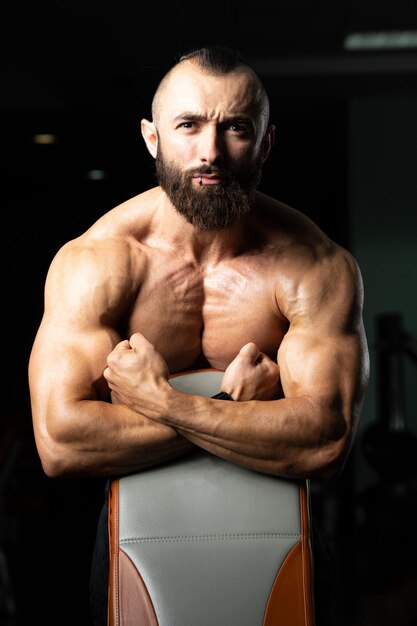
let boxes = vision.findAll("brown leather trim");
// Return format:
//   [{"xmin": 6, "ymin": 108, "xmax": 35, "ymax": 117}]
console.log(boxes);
[
  {"xmin": 300, "ymin": 481, "xmax": 316, "ymax": 625},
  {"xmin": 108, "ymin": 479, "xmax": 120, "ymax": 626},
  {"xmin": 108, "ymin": 480, "xmax": 159, "ymax": 626},
  {"xmin": 263, "ymin": 481, "xmax": 316, "ymax": 626},
  {"xmin": 117, "ymin": 550, "xmax": 159, "ymax": 626}
]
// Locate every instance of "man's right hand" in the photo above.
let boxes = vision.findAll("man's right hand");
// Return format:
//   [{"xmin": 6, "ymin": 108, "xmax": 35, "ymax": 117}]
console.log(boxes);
[{"xmin": 221, "ymin": 342, "xmax": 281, "ymax": 401}]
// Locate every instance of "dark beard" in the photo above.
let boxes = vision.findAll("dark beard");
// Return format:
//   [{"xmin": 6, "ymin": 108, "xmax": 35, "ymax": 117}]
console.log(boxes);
[{"xmin": 155, "ymin": 151, "xmax": 263, "ymax": 231}]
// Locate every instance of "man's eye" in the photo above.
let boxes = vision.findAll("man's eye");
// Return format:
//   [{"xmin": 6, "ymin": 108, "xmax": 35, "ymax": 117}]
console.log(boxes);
[
  {"xmin": 229, "ymin": 123, "xmax": 249, "ymax": 134},
  {"xmin": 178, "ymin": 122, "xmax": 195, "ymax": 129}
]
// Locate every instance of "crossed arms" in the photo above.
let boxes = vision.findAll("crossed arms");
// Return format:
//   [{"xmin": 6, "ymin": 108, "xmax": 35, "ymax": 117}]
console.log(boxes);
[{"xmin": 29, "ymin": 238, "xmax": 369, "ymax": 480}]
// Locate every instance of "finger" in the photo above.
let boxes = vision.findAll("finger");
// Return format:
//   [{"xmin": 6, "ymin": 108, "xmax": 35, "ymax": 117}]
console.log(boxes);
[
  {"xmin": 107, "ymin": 340, "xmax": 130, "ymax": 367},
  {"xmin": 128, "ymin": 332, "xmax": 152, "ymax": 351},
  {"xmin": 239, "ymin": 342, "xmax": 260, "ymax": 362},
  {"xmin": 259, "ymin": 355, "xmax": 281, "ymax": 381},
  {"xmin": 256, "ymin": 351, "xmax": 275, "ymax": 366},
  {"xmin": 113, "ymin": 339, "xmax": 131, "ymax": 351}
]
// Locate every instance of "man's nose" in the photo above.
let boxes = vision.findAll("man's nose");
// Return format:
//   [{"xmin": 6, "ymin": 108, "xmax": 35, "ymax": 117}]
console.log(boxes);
[{"xmin": 197, "ymin": 127, "xmax": 223, "ymax": 164}]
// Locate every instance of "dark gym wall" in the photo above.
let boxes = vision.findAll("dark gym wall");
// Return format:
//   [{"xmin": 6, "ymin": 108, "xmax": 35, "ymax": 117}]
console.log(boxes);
[{"xmin": 350, "ymin": 94, "xmax": 417, "ymax": 489}]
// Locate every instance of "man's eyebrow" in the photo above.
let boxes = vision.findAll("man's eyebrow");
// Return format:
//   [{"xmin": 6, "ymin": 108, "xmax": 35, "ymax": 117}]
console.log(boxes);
[
  {"xmin": 173, "ymin": 112, "xmax": 206, "ymax": 122},
  {"xmin": 173, "ymin": 112, "xmax": 254, "ymax": 124}
]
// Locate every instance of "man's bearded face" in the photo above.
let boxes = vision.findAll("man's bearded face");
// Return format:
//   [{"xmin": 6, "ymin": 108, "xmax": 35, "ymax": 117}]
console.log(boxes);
[{"xmin": 155, "ymin": 147, "xmax": 263, "ymax": 231}]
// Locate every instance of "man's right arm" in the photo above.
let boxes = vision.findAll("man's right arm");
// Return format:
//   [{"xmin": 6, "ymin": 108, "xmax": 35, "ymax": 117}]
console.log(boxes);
[{"xmin": 28, "ymin": 236, "xmax": 193, "ymax": 479}]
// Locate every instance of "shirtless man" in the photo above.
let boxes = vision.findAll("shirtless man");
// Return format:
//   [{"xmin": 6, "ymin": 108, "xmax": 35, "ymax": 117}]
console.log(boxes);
[{"xmin": 28, "ymin": 45, "xmax": 369, "ymax": 624}]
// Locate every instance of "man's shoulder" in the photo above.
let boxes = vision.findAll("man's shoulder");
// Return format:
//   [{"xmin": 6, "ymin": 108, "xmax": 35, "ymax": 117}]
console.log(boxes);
[
  {"xmin": 254, "ymin": 192, "xmax": 332, "ymax": 253},
  {"xmin": 54, "ymin": 187, "xmax": 161, "ymax": 256},
  {"xmin": 253, "ymin": 192, "xmax": 360, "ymax": 287},
  {"xmin": 89, "ymin": 186, "xmax": 161, "ymax": 237}
]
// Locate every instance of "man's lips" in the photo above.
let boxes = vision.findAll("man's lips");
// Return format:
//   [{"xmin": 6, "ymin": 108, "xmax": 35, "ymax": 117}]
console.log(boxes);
[{"xmin": 194, "ymin": 174, "xmax": 223, "ymax": 185}]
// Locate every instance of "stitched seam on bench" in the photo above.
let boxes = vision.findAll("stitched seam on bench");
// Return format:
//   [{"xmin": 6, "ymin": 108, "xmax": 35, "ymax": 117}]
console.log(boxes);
[{"xmin": 120, "ymin": 532, "xmax": 300, "ymax": 544}]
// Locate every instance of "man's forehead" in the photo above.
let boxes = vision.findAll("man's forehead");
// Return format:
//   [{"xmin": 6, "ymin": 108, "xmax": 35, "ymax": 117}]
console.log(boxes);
[{"xmin": 162, "ymin": 63, "xmax": 262, "ymax": 119}]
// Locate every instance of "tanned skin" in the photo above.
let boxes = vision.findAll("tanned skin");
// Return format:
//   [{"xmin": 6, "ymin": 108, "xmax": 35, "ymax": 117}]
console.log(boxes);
[{"xmin": 29, "ymin": 56, "xmax": 369, "ymax": 482}]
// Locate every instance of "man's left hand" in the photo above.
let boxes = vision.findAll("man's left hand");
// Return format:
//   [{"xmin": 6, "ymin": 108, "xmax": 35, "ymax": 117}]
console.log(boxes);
[{"xmin": 221, "ymin": 342, "xmax": 281, "ymax": 401}]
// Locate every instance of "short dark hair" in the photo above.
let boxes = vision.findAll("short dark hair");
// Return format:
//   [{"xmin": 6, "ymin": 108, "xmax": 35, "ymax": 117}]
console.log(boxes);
[
  {"xmin": 151, "ymin": 44, "xmax": 271, "ymax": 130},
  {"xmin": 178, "ymin": 44, "xmax": 247, "ymax": 73}
]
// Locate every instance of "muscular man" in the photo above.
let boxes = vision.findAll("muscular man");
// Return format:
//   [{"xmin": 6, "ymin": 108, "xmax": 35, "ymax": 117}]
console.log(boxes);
[{"xmin": 28, "ymin": 45, "xmax": 369, "ymax": 624}]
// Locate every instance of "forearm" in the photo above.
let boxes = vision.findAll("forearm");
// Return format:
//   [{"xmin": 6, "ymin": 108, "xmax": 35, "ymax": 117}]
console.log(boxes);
[
  {"xmin": 160, "ymin": 390, "xmax": 349, "ymax": 479},
  {"xmin": 35, "ymin": 399, "xmax": 193, "ymax": 479},
  {"xmin": 100, "ymin": 333, "xmax": 362, "ymax": 480}
]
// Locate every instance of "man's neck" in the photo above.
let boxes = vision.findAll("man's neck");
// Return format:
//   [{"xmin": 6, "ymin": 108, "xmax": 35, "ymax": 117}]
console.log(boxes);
[{"xmin": 151, "ymin": 191, "xmax": 252, "ymax": 267}]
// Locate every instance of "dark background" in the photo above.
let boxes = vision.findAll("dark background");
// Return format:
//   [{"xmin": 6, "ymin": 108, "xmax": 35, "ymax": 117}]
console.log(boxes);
[{"xmin": 1, "ymin": 1, "xmax": 417, "ymax": 625}]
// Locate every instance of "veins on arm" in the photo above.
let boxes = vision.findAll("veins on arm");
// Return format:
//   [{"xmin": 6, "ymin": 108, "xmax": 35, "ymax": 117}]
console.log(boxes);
[{"xmin": 277, "ymin": 245, "xmax": 369, "ymax": 460}]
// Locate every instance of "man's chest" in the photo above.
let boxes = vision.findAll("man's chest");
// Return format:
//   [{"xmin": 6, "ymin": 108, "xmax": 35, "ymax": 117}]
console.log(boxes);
[{"xmin": 126, "ymin": 259, "xmax": 287, "ymax": 371}]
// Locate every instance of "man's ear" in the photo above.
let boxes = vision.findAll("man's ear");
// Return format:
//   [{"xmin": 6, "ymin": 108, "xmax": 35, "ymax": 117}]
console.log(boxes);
[
  {"xmin": 260, "ymin": 124, "xmax": 276, "ymax": 163},
  {"xmin": 141, "ymin": 119, "xmax": 158, "ymax": 158}
]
